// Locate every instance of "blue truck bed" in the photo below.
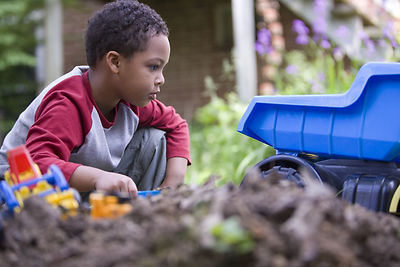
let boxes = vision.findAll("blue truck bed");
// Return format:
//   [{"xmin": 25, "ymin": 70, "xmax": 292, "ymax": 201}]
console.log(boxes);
[{"xmin": 238, "ymin": 62, "xmax": 400, "ymax": 162}]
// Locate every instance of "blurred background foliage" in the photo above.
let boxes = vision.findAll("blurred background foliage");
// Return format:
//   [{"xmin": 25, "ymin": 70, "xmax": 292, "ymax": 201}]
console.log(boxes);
[
  {"xmin": 255, "ymin": 1, "xmax": 400, "ymax": 96},
  {"xmin": 1, "ymin": 0, "xmax": 400, "ymax": 186},
  {"xmin": 0, "ymin": 0, "xmax": 75, "ymax": 140},
  {"xmin": 186, "ymin": 55, "xmax": 276, "ymax": 186},
  {"xmin": 187, "ymin": 0, "xmax": 400, "ymax": 185},
  {"xmin": 273, "ymin": 42, "xmax": 360, "ymax": 95},
  {"xmin": 0, "ymin": 0, "xmax": 46, "ymax": 138},
  {"xmin": 270, "ymin": 29, "xmax": 400, "ymax": 96},
  {"xmin": 186, "ymin": 90, "xmax": 275, "ymax": 186}
]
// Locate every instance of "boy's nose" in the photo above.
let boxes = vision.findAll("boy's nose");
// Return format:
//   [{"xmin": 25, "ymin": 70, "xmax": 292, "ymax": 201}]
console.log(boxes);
[{"xmin": 155, "ymin": 74, "xmax": 165, "ymax": 86}]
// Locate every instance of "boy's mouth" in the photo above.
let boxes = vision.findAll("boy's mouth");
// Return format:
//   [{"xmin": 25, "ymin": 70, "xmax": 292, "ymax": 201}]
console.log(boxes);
[{"xmin": 149, "ymin": 90, "xmax": 160, "ymax": 100}]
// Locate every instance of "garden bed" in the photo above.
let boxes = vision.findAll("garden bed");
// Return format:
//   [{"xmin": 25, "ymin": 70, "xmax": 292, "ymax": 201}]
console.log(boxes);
[{"xmin": 0, "ymin": 172, "xmax": 399, "ymax": 267}]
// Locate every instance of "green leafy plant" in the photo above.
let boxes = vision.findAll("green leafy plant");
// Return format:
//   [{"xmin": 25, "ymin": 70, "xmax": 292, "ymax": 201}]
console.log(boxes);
[
  {"xmin": 0, "ymin": 0, "xmax": 47, "ymax": 137},
  {"xmin": 0, "ymin": 0, "xmax": 76, "ymax": 138},
  {"xmin": 0, "ymin": 0, "xmax": 45, "ymax": 71},
  {"xmin": 256, "ymin": 1, "xmax": 400, "ymax": 96},
  {"xmin": 274, "ymin": 42, "xmax": 360, "ymax": 95},
  {"xmin": 187, "ymin": 55, "xmax": 274, "ymax": 186},
  {"xmin": 186, "ymin": 91, "xmax": 275, "ymax": 186}
]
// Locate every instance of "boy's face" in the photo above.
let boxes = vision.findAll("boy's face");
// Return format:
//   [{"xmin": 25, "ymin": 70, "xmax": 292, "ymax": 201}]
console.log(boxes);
[{"xmin": 117, "ymin": 34, "xmax": 170, "ymax": 107}]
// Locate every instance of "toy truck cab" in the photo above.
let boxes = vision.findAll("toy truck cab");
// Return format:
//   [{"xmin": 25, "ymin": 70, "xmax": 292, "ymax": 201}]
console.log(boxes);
[
  {"xmin": 4, "ymin": 145, "xmax": 41, "ymax": 184},
  {"xmin": 0, "ymin": 145, "xmax": 80, "ymax": 214},
  {"xmin": 238, "ymin": 62, "xmax": 400, "ymax": 214}
]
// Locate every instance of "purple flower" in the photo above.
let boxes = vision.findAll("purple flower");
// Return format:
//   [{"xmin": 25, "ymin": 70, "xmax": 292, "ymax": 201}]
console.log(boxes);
[
  {"xmin": 358, "ymin": 30, "xmax": 376, "ymax": 54},
  {"xmin": 377, "ymin": 38, "xmax": 386, "ymax": 47},
  {"xmin": 312, "ymin": 17, "xmax": 327, "ymax": 37},
  {"xmin": 383, "ymin": 21, "xmax": 399, "ymax": 48},
  {"xmin": 310, "ymin": 72, "xmax": 325, "ymax": 93},
  {"xmin": 292, "ymin": 19, "xmax": 310, "ymax": 46},
  {"xmin": 285, "ymin": 64, "xmax": 298, "ymax": 75},
  {"xmin": 317, "ymin": 72, "xmax": 325, "ymax": 83},
  {"xmin": 364, "ymin": 38, "xmax": 376, "ymax": 54},
  {"xmin": 358, "ymin": 30, "xmax": 369, "ymax": 40},
  {"xmin": 311, "ymin": 79, "xmax": 323, "ymax": 93},
  {"xmin": 257, "ymin": 28, "xmax": 271, "ymax": 44},
  {"xmin": 332, "ymin": 47, "xmax": 344, "ymax": 60},
  {"xmin": 255, "ymin": 42, "xmax": 272, "ymax": 55},
  {"xmin": 296, "ymin": 34, "xmax": 309, "ymax": 45},
  {"xmin": 292, "ymin": 19, "xmax": 309, "ymax": 35},
  {"xmin": 312, "ymin": 0, "xmax": 328, "ymax": 37},
  {"xmin": 335, "ymin": 25, "xmax": 350, "ymax": 39},
  {"xmin": 255, "ymin": 28, "xmax": 273, "ymax": 55},
  {"xmin": 314, "ymin": 0, "xmax": 328, "ymax": 11},
  {"xmin": 320, "ymin": 38, "xmax": 331, "ymax": 49}
]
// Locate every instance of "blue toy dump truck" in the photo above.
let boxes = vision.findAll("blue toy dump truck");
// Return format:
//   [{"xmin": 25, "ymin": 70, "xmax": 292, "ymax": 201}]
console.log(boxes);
[{"xmin": 238, "ymin": 62, "xmax": 400, "ymax": 215}]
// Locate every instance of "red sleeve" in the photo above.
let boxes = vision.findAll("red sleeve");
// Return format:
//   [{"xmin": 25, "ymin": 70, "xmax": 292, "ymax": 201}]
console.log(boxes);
[
  {"xmin": 25, "ymin": 85, "xmax": 92, "ymax": 180},
  {"xmin": 133, "ymin": 100, "xmax": 191, "ymax": 165}
]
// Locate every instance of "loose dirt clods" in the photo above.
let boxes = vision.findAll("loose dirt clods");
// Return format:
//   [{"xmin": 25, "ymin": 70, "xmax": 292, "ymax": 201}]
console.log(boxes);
[{"xmin": 0, "ymin": 172, "xmax": 399, "ymax": 267}]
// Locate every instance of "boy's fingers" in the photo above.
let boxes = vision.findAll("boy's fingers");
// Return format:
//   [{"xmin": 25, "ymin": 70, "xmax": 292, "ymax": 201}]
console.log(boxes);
[
  {"xmin": 120, "ymin": 181, "xmax": 129, "ymax": 193},
  {"xmin": 127, "ymin": 179, "xmax": 138, "ymax": 198}
]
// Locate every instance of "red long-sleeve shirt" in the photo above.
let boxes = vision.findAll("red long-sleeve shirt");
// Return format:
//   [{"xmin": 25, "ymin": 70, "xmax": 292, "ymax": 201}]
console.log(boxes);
[{"xmin": 0, "ymin": 66, "xmax": 191, "ymax": 180}]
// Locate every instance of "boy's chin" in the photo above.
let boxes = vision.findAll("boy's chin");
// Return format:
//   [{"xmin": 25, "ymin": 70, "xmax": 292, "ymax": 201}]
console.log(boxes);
[{"xmin": 134, "ymin": 100, "xmax": 151, "ymax": 107}]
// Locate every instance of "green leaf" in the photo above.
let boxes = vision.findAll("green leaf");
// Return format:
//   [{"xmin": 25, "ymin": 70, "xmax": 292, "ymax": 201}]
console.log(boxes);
[{"xmin": 210, "ymin": 216, "xmax": 254, "ymax": 253}]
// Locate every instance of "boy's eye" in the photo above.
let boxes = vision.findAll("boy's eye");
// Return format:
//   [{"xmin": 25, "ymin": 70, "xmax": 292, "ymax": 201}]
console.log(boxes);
[{"xmin": 150, "ymin": 65, "xmax": 159, "ymax": 71}]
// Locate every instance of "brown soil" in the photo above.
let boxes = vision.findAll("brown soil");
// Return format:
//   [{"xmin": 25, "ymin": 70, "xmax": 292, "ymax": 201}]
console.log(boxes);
[{"xmin": 0, "ymin": 172, "xmax": 399, "ymax": 267}]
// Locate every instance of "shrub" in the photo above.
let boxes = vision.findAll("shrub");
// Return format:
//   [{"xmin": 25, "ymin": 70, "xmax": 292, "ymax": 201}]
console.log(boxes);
[{"xmin": 186, "ymin": 93, "xmax": 275, "ymax": 186}]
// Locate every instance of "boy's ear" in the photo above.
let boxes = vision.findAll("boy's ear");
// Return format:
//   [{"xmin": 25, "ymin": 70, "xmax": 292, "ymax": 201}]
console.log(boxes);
[{"xmin": 105, "ymin": 51, "xmax": 121, "ymax": 74}]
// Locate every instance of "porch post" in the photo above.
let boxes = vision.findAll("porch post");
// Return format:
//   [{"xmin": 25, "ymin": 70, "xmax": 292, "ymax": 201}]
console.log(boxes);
[
  {"xmin": 45, "ymin": 0, "xmax": 63, "ymax": 86},
  {"xmin": 232, "ymin": 0, "xmax": 258, "ymax": 102}
]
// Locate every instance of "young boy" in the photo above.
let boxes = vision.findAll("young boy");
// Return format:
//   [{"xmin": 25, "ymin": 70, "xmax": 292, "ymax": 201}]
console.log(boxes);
[{"xmin": 0, "ymin": 0, "xmax": 190, "ymax": 197}]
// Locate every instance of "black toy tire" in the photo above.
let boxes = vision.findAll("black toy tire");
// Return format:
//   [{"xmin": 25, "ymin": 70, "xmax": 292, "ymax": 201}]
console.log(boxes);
[{"xmin": 241, "ymin": 154, "xmax": 323, "ymax": 187}]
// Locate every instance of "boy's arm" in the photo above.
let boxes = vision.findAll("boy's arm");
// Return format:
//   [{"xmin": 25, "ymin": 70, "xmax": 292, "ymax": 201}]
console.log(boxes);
[
  {"xmin": 25, "ymin": 91, "xmax": 88, "ymax": 180},
  {"xmin": 159, "ymin": 157, "xmax": 188, "ymax": 188},
  {"xmin": 134, "ymin": 100, "xmax": 191, "ymax": 165},
  {"xmin": 133, "ymin": 100, "xmax": 191, "ymax": 188}
]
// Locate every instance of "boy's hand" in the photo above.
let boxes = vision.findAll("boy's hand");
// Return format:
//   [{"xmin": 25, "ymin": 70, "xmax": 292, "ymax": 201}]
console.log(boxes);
[
  {"xmin": 69, "ymin": 166, "xmax": 137, "ymax": 198},
  {"xmin": 94, "ymin": 172, "xmax": 138, "ymax": 198}
]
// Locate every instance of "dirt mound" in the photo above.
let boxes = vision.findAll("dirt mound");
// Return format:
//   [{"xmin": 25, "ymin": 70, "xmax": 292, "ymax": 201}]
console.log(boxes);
[{"xmin": 0, "ymin": 173, "xmax": 399, "ymax": 267}]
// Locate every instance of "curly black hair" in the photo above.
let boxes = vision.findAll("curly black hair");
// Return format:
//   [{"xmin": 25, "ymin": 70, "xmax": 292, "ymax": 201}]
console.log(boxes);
[{"xmin": 85, "ymin": 0, "xmax": 169, "ymax": 67}]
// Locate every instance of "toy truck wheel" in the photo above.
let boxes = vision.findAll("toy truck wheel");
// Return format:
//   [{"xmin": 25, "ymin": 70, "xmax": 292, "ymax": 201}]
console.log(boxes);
[
  {"xmin": 242, "ymin": 154, "xmax": 323, "ymax": 187},
  {"xmin": 0, "ymin": 181, "xmax": 20, "ymax": 212},
  {"xmin": 49, "ymin": 165, "xmax": 69, "ymax": 191},
  {"xmin": 71, "ymin": 188, "xmax": 81, "ymax": 204}
]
